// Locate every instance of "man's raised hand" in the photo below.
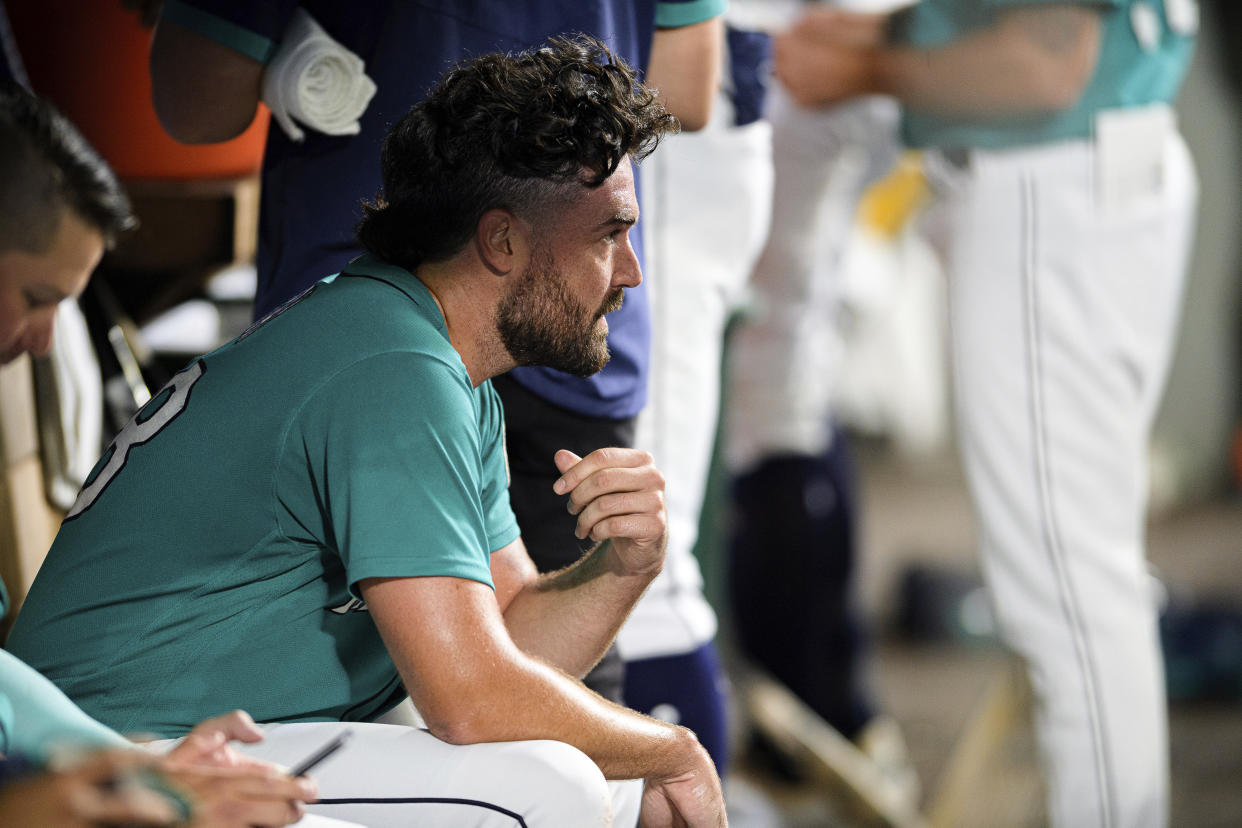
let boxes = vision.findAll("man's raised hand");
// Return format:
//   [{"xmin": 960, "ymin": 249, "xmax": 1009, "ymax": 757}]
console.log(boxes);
[{"xmin": 553, "ymin": 447, "xmax": 667, "ymax": 577}]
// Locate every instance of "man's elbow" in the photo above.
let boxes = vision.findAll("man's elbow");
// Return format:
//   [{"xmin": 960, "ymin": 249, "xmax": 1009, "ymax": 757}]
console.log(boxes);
[
  {"xmin": 653, "ymin": 80, "xmax": 716, "ymax": 132},
  {"xmin": 412, "ymin": 674, "xmax": 510, "ymax": 746},
  {"xmin": 151, "ymin": 71, "xmax": 260, "ymax": 144},
  {"xmin": 427, "ymin": 721, "xmax": 484, "ymax": 747},
  {"xmin": 672, "ymin": 103, "xmax": 712, "ymax": 133},
  {"xmin": 422, "ymin": 705, "xmax": 493, "ymax": 746},
  {"xmin": 153, "ymin": 99, "xmax": 249, "ymax": 144}
]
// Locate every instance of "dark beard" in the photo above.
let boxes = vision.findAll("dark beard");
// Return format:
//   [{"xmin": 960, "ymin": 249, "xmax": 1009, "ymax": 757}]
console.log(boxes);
[{"xmin": 496, "ymin": 249, "xmax": 622, "ymax": 378}]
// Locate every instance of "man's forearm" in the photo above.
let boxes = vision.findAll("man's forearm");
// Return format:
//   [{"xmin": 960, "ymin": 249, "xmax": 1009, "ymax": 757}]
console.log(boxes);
[
  {"xmin": 647, "ymin": 17, "xmax": 724, "ymax": 131},
  {"xmin": 778, "ymin": 5, "xmax": 1100, "ymax": 117},
  {"xmin": 420, "ymin": 638, "xmax": 723, "ymax": 823},
  {"xmin": 502, "ymin": 540, "xmax": 656, "ymax": 678},
  {"xmin": 872, "ymin": 7, "xmax": 1100, "ymax": 117},
  {"xmin": 459, "ymin": 647, "xmax": 704, "ymax": 781},
  {"xmin": 362, "ymin": 576, "xmax": 711, "ymax": 784}
]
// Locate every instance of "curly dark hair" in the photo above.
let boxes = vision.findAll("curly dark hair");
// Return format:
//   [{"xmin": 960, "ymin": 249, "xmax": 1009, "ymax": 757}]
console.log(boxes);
[
  {"xmin": 356, "ymin": 34, "xmax": 678, "ymax": 272},
  {"xmin": 0, "ymin": 80, "xmax": 135, "ymax": 254}
]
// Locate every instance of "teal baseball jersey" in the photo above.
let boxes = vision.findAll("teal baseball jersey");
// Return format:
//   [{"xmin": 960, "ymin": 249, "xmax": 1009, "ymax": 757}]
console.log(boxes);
[
  {"xmin": 899, "ymin": 0, "xmax": 1198, "ymax": 149},
  {"xmin": 8, "ymin": 255, "xmax": 520, "ymax": 737}
]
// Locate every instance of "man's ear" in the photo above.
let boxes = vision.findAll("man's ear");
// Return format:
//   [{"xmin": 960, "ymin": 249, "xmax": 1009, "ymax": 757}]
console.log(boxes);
[{"xmin": 476, "ymin": 208, "xmax": 528, "ymax": 276}]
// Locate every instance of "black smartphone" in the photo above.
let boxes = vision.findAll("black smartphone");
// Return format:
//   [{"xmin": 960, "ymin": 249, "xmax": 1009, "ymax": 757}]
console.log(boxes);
[{"xmin": 288, "ymin": 730, "xmax": 352, "ymax": 777}]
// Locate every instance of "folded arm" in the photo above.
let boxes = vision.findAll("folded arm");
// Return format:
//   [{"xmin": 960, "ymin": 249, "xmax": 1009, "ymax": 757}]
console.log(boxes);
[
  {"xmin": 359, "ymin": 447, "xmax": 723, "ymax": 823},
  {"xmin": 367, "ymin": 448, "xmax": 670, "ymax": 748},
  {"xmin": 489, "ymin": 538, "xmax": 651, "ymax": 679},
  {"xmin": 361, "ymin": 574, "xmax": 723, "ymax": 825},
  {"xmin": 494, "ymin": 447, "xmax": 666, "ymax": 678},
  {"xmin": 775, "ymin": 4, "xmax": 1102, "ymax": 116}
]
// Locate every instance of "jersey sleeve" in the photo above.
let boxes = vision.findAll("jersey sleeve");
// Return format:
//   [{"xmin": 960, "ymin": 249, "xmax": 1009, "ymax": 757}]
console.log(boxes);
[
  {"xmin": 655, "ymin": 0, "xmax": 728, "ymax": 28},
  {"xmin": 285, "ymin": 352, "xmax": 504, "ymax": 594},
  {"xmin": 477, "ymin": 380, "xmax": 522, "ymax": 554},
  {"xmin": 161, "ymin": 0, "xmax": 301, "ymax": 63},
  {"xmin": 0, "ymin": 651, "xmax": 130, "ymax": 764}
]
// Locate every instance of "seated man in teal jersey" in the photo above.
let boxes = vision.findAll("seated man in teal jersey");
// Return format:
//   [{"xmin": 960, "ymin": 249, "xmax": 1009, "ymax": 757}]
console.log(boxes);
[
  {"xmin": 0, "ymin": 79, "xmax": 329, "ymax": 828},
  {"xmin": 9, "ymin": 37, "xmax": 725, "ymax": 828}
]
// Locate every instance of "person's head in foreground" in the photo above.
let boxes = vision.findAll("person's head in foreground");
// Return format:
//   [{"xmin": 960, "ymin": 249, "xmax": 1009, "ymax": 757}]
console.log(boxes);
[
  {"xmin": 0, "ymin": 81, "xmax": 134, "ymax": 365},
  {"xmin": 357, "ymin": 34, "xmax": 678, "ymax": 378}
]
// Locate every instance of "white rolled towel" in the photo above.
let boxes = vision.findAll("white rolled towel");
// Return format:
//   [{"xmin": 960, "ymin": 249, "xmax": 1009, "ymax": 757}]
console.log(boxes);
[{"xmin": 261, "ymin": 8, "xmax": 378, "ymax": 142}]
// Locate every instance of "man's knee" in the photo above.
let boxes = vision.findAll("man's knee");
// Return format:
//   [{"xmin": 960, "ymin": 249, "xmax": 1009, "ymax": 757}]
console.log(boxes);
[{"xmin": 496, "ymin": 740, "xmax": 615, "ymax": 826}]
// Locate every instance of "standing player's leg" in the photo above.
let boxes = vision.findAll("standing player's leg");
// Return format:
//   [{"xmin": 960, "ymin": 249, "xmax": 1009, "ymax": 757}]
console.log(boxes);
[
  {"xmin": 729, "ymin": 430, "xmax": 873, "ymax": 740},
  {"xmin": 940, "ymin": 130, "xmax": 1194, "ymax": 827}
]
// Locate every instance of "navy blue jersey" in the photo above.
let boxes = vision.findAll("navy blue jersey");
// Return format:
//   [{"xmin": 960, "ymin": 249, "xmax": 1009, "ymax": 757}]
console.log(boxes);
[{"xmin": 164, "ymin": 0, "xmax": 726, "ymax": 418}]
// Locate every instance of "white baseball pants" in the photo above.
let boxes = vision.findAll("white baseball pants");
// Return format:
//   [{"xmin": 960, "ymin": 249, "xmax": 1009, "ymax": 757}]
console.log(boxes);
[
  {"xmin": 163, "ymin": 721, "xmax": 643, "ymax": 827},
  {"xmin": 925, "ymin": 113, "xmax": 1197, "ymax": 828}
]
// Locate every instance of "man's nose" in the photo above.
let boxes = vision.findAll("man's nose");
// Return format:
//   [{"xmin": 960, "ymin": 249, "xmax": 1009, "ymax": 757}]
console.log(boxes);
[
  {"xmin": 615, "ymin": 238, "xmax": 642, "ymax": 289},
  {"xmin": 21, "ymin": 312, "xmax": 56, "ymax": 357}
]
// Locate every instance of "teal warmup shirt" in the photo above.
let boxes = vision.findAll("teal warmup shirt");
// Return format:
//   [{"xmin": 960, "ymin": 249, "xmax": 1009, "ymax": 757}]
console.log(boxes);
[
  {"xmin": 898, "ymin": 0, "xmax": 1197, "ymax": 150},
  {"xmin": 8, "ymin": 255, "xmax": 520, "ymax": 737}
]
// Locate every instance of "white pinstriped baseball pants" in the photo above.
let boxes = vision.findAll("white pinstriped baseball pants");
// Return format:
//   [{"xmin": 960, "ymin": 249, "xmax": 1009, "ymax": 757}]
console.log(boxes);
[
  {"xmin": 926, "ymin": 115, "xmax": 1197, "ymax": 828},
  {"xmin": 162, "ymin": 721, "xmax": 643, "ymax": 827}
]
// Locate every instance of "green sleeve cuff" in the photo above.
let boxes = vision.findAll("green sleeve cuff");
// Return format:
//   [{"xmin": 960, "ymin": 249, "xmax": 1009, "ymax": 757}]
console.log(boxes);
[
  {"xmin": 655, "ymin": 0, "xmax": 728, "ymax": 29},
  {"xmin": 162, "ymin": 0, "xmax": 276, "ymax": 63}
]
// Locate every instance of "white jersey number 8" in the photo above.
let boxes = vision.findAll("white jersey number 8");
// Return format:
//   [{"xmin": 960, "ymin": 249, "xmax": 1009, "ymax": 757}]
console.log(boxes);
[{"xmin": 67, "ymin": 361, "xmax": 206, "ymax": 519}]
